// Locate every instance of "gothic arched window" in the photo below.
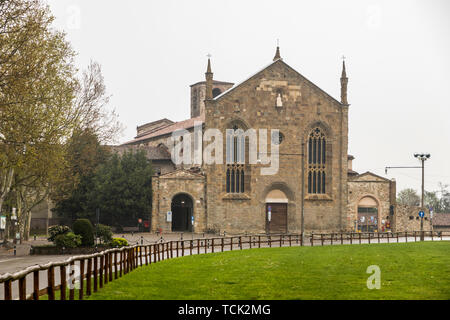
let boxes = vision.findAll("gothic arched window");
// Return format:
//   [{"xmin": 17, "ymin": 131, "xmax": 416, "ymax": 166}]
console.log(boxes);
[
  {"xmin": 307, "ymin": 127, "xmax": 326, "ymax": 194},
  {"xmin": 226, "ymin": 124, "xmax": 245, "ymax": 193}
]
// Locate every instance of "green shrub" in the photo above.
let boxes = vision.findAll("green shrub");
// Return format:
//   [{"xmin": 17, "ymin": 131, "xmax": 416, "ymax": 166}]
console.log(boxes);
[
  {"xmin": 54, "ymin": 232, "xmax": 82, "ymax": 248},
  {"xmin": 96, "ymin": 224, "xmax": 113, "ymax": 244},
  {"xmin": 48, "ymin": 225, "xmax": 71, "ymax": 242},
  {"xmin": 73, "ymin": 219, "xmax": 95, "ymax": 247},
  {"xmin": 111, "ymin": 237, "xmax": 128, "ymax": 248}
]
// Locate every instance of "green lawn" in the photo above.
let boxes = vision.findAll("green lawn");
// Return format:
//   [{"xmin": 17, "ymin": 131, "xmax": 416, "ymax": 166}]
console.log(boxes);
[{"xmin": 84, "ymin": 242, "xmax": 450, "ymax": 300}]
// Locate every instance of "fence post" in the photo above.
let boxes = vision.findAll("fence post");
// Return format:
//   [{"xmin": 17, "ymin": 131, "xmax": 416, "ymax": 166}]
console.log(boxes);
[
  {"xmin": 170, "ymin": 242, "xmax": 173, "ymax": 258},
  {"xmin": 135, "ymin": 247, "xmax": 139, "ymax": 265},
  {"xmin": 48, "ymin": 266, "xmax": 55, "ymax": 301},
  {"xmin": 341, "ymin": 233, "xmax": 343, "ymax": 245},
  {"xmin": 405, "ymin": 232, "xmax": 408, "ymax": 243},
  {"xmin": 240, "ymin": 236, "xmax": 243, "ymax": 250},
  {"xmin": 212, "ymin": 238, "xmax": 215, "ymax": 253},
  {"xmin": 230, "ymin": 237, "xmax": 233, "ymax": 251},
  {"xmin": 310, "ymin": 234, "xmax": 314, "ymax": 246},
  {"xmin": 18, "ymin": 277, "xmax": 26, "ymax": 300},
  {"xmin": 33, "ymin": 270, "xmax": 40, "ymax": 300},
  {"xmin": 114, "ymin": 252, "xmax": 118, "ymax": 279},
  {"xmin": 321, "ymin": 234, "xmax": 324, "ymax": 246},
  {"xmin": 258, "ymin": 236, "xmax": 261, "ymax": 248},
  {"xmin": 79, "ymin": 259, "xmax": 85, "ymax": 300},
  {"xmin": 330, "ymin": 233, "xmax": 333, "ymax": 246},
  {"xmin": 87, "ymin": 258, "xmax": 92, "ymax": 296},
  {"xmin": 69, "ymin": 262, "xmax": 75, "ymax": 299},
  {"xmin": 378, "ymin": 232, "xmax": 380, "ymax": 244},
  {"xmin": 414, "ymin": 231, "xmax": 417, "ymax": 242},
  {"xmin": 431, "ymin": 231, "xmax": 434, "ymax": 241},
  {"xmin": 4, "ymin": 279, "xmax": 12, "ymax": 300},
  {"xmin": 94, "ymin": 256, "xmax": 99, "ymax": 292},
  {"xmin": 397, "ymin": 232, "xmax": 399, "ymax": 243},
  {"xmin": 105, "ymin": 253, "xmax": 110, "ymax": 284},
  {"xmin": 368, "ymin": 233, "xmax": 371, "ymax": 244},
  {"xmin": 359, "ymin": 233, "xmax": 361, "ymax": 244},
  {"xmin": 221, "ymin": 238, "xmax": 224, "ymax": 252},
  {"xmin": 176, "ymin": 241, "xmax": 179, "ymax": 257},
  {"xmin": 289, "ymin": 235, "xmax": 292, "ymax": 247},
  {"xmin": 123, "ymin": 251, "xmax": 127, "ymax": 275},
  {"xmin": 144, "ymin": 246, "xmax": 148, "ymax": 265},
  {"xmin": 181, "ymin": 241, "xmax": 184, "ymax": 257},
  {"xmin": 190, "ymin": 240, "xmax": 193, "ymax": 255}
]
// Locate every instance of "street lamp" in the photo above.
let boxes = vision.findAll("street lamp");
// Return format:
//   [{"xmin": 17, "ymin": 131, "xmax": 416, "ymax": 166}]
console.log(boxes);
[{"xmin": 414, "ymin": 153, "xmax": 430, "ymax": 241}]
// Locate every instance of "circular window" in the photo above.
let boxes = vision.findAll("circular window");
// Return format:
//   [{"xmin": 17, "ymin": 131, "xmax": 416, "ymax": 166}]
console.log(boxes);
[{"xmin": 272, "ymin": 132, "xmax": 284, "ymax": 145}]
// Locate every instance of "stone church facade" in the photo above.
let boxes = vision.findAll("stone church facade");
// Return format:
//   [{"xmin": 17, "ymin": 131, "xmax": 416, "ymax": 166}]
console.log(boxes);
[{"xmin": 120, "ymin": 47, "xmax": 419, "ymax": 234}]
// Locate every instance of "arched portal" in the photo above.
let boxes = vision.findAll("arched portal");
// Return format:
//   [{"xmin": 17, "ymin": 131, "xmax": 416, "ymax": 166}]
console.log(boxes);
[
  {"xmin": 265, "ymin": 190, "xmax": 288, "ymax": 234},
  {"xmin": 171, "ymin": 194, "xmax": 193, "ymax": 232},
  {"xmin": 357, "ymin": 196, "xmax": 379, "ymax": 232}
]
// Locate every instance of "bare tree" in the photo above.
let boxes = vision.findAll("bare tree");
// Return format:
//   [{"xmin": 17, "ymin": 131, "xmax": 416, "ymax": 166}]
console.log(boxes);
[{"xmin": 73, "ymin": 61, "xmax": 123, "ymax": 144}]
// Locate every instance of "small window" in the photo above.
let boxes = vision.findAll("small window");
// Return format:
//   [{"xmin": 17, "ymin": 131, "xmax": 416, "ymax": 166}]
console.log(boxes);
[
  {"xmin": 272, "ymin": 131, "xmax": 284, "ymax": 145},
  {"xmin": 212, "ymin": 88, "xmax": 222, "ymax": 98},
  {"xmin": 409, "ymin": 216, "xmax": 414, "ymax": 220}
]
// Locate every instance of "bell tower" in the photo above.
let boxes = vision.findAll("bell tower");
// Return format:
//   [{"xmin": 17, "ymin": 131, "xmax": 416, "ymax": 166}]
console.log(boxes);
[{"xmin": 190, "ymin": 57, "xmax": 234, "ymax": 118}]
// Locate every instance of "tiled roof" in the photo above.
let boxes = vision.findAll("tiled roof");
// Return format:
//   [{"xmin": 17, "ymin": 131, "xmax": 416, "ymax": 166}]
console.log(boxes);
[
  {"xmin": 112, "ymin": 144, "xmax": 172, "ymax": 160},
  {"xmin": 122, "ymin": 114, "xmax": 204, "ymax": 145},
  {"xmin": 433, "ymin": 213, "xmax": 450, "ymax": 226}
]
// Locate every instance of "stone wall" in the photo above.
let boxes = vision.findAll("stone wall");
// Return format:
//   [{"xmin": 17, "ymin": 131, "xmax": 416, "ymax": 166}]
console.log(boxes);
[
  {"xmin": 394, "ymin": 204, "xmax": 432, "ymax": 232},
  {"xmin": 151, "ymin": 170, "xmax": 206, "ymax": 232},
  {"xmin": 204, "ymin": 59, "xmax": 349, "ymax": 234},
  {"xmin": 347, "ymin": 174, "xmax": 395, "ymax": 232}
]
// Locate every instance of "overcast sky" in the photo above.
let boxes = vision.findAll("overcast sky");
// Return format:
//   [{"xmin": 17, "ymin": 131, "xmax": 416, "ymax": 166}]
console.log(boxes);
[{"xmin": 46, "ymin": 0, "xmax": 450, "ymax": 195}]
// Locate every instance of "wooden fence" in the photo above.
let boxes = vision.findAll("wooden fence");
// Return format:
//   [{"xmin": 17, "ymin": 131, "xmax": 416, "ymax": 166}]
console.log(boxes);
[{"xmin": 0, "ymin": 230, "xmax": 448, "ymax": 300}]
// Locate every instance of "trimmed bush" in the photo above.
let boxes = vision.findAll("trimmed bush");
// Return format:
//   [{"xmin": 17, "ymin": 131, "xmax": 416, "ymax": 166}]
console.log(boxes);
[
  {"xmin": 96, "ymin": 224, "xmax": 113, "ymax": 244},
  {"xmin": 48, "ymin": 225, "xmax": 71, "ymax": 242},
  {"xmin": 73, "ymin": 219, "xmax": 95, "ymax": 247},
  {"xmin": 54, "ymin": 232, "xmax": 82, "ymax": 248},
  {"xmin": 111, "ymin": 237, "xmax": 128, "ymax": 248}
]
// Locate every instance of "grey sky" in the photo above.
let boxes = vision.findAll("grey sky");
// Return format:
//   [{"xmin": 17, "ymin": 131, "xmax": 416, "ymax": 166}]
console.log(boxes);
[{"xmin": 46, "ymin": 0, "xmax": 450, "ymax": 195}]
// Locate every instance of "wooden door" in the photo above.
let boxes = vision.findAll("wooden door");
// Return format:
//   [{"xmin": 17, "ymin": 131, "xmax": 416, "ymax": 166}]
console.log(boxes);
[{"xmin": 266, "ymin": 203, "xmax": 288, "ymax": 234}]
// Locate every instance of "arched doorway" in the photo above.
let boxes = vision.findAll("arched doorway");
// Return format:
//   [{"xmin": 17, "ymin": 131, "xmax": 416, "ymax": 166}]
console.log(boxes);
[
  {"xmin": 171, "ymin": 194, "xmax": 193, "ymax": 232},
  {"xmin": 265, "ymin": 189, "xmax": 288, "ymax": 234},
  {"xmin": 357, "ymin": 196, "xmax": 379, "ymax": 232}
]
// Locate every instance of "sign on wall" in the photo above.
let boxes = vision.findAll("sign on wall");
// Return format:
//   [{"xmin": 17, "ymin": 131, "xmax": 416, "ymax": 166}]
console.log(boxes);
[
  {"xmin": 166, "ymin": 211, "xmax": 172, "ymax": 222},
  {"xmin": 0, "ymin": 216, "xmax": 6, "ymax": 230}
]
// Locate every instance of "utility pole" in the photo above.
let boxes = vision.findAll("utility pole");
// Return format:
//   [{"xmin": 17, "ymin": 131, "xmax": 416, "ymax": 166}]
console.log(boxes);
[
  {"xmin": 385, "ymin": 153, "xmax": 430, "ymax": 240},
  {"xmin": 414, "ymin": 153, "xmax": 430, "ymax": 241}
]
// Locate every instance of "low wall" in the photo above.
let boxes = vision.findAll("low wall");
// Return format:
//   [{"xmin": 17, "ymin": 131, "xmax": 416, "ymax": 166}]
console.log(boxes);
[{"xmin": 31, "ymin": 245, "xmax": 113, "ymax": 255}]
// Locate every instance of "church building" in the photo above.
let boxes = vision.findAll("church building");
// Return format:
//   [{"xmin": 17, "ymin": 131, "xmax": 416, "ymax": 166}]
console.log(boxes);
[{"xmin": 120, "ymin": 47, "xmax": 422, "ymax": 235}]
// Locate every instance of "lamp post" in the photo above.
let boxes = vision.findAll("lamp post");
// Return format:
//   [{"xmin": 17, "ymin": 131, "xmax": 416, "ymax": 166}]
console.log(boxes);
[
  {"xmin": 11, "ymin": 208, "xmax": 17, "ymax": 245},
  {"xmin": 414, "ymin": 153, "xmax": 430, "ymax": 241}
]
